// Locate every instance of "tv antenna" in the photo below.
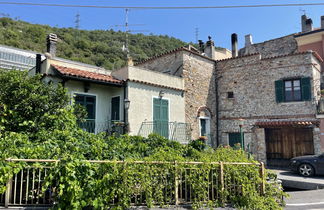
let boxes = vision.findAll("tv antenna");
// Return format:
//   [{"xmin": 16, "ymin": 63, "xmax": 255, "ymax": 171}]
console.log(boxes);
[
  {"xmin": 299, "ymin": 8, "xmax": 306, "ymax": 15},
  {"xmin": 110, "ymin": 9, "xmax": 148, "ymax": 58}
]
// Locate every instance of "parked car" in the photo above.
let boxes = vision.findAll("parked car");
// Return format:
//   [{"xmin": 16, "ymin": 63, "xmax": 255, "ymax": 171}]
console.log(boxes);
[{"xmin": 289, "ymin": 153, "xmax": 324, "ymax": 177}]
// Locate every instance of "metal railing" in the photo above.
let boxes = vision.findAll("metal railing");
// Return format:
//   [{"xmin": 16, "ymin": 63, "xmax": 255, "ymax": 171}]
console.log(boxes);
[
  {"xmin": 138, "ymin": 121, "xmax": 191, "ymax": 143},
  {"xmin": 1, "ymin": 159, "xmax": 266, "ymax": 208},
  {"xmin": 78, "ymin": 120, "xmax": 124, "ymax": 135}
]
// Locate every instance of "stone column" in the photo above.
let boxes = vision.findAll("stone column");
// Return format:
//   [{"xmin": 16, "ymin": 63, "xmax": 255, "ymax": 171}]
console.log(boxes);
[
  {"xmin": 320, "ymin": 119, "xmax": 324, "ymax": 153},
  {"xmin": 252, "ymin": 127, "xmax": 266, "ymax": 163}
]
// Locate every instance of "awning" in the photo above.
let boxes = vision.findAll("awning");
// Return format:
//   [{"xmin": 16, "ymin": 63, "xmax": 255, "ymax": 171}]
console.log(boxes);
[{"xmin": 255, "ymin": 119, "xmax": 319, "ymax": 128}]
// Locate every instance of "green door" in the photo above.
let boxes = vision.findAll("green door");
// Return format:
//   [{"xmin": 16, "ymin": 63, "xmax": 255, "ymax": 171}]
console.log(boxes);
[
  {"xmin": 228, "ymin": 133, "xmax": 241, "ymax": 147},
  {"xmin": 153, "ymin": 98, "xmax": 169, "ymax": 138}
]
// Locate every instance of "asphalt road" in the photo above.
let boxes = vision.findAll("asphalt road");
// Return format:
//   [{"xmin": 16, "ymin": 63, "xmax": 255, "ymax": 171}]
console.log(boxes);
[{"xmin": 284, "ymin": 189, "xmax": 324, "ymax": 210}]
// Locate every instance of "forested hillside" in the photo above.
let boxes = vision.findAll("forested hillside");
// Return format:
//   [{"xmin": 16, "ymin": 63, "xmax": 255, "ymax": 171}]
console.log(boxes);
[{"xmin": 0, "ymin": 17, "xmax": 188, "ymax": 69}]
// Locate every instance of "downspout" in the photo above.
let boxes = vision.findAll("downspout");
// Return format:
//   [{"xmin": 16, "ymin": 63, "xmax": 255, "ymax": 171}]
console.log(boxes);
[
  {"xmin": 215, "ymin": 61, "xmax": 220, "ymax": 147},
  {"xmin": 123, "ymin": 80, "xmax": 128, "ymax": 134}
]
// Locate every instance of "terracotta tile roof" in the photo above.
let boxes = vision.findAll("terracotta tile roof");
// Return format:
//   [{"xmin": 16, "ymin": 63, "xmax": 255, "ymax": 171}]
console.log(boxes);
[
  {"xmin": 51, "ymin": 64, "xmax": 123, "ymax": 85},
  {"xmin": 216, "ymin": 51, "xmax": 323, "ymax": 63},
  {"xmin": 135, "ymin": 46, "xmax": 215, "ymax": 66},
  {"xmin": 255, "ymin": 119, "xmax": 319, "ymax": 128}
]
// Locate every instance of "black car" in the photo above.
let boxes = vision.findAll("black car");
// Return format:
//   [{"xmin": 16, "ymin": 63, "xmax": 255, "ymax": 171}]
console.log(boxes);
[{"xmin": 289, "ymin": 153, "xmax": 324, "ymax": 177}]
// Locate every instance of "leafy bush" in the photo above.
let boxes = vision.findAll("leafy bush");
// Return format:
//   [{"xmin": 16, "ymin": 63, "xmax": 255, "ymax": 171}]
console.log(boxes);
[{"xmin": 0, "ymin": 70, "xmax": 286, "ymax": 209}]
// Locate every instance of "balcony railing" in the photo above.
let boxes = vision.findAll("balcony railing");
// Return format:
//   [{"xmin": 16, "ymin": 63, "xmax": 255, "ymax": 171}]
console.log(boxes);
[
  {"xmin": 138, "ymin": 121, "xmax": 191, "ymax": 143},
  {"xmin": 78, "ymin": 120, "xmax": 124, "ymax": 135}
]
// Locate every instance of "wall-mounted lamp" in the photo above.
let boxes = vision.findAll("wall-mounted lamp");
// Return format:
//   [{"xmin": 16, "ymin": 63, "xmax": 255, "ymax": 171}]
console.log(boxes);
[
  {"xmin": 159, "ymin": 90, "xmax": 165, "ymax": 99},
  {"xmin": 124, "ymin": 98, "xmax": 130, "ymax": 110}
]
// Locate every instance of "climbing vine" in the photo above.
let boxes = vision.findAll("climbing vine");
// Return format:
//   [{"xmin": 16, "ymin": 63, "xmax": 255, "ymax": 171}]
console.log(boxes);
[{"xmin": 0, "ymin": 70, "xmax": 286, "ymax": 209}]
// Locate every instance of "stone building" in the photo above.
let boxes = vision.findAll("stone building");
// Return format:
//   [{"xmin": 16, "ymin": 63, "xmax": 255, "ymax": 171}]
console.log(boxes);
[
  {"xmin": 216, "ymin": 52, "xmax": 322, "ymax": 166},
  {"xmin": 217, "ymin": 14, "xmax": 324, "ymax": 166},
  {"xmin": 136, "ymin": 45, "xmax": 219, "ymax": 146},
  {"xmin": 135, "ymin": 15, "xmax": 324, "ymax": 166}
]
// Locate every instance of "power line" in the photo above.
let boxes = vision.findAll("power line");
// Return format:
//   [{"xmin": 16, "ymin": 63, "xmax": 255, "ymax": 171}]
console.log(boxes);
[{"xmin": 0, "ymin": 2, "xmax": 324, "ymax": 10}]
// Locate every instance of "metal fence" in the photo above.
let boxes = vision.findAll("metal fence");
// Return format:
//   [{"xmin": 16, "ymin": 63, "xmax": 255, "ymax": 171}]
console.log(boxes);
[
  {"xmin": 138, "ymin": 121, "xmax": 191, "ymax": 143},
  {"xmin": 1, "ymin": 159, "xmax": 266, "ymax": 208},
  {"xmin": 78, "ymin": 120, "xmax": 124, "ymax": 135}
]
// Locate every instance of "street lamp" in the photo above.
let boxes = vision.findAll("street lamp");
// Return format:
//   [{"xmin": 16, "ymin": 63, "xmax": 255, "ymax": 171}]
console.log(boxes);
[{"xmin": 239, "ymin": 119, "xmax": 245, "ymax": 150}]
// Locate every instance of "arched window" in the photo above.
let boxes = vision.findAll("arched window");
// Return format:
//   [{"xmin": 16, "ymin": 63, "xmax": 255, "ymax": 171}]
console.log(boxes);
[{"xmin": 197, "ymin": 106, "xmax": 211, "ymax": 145}]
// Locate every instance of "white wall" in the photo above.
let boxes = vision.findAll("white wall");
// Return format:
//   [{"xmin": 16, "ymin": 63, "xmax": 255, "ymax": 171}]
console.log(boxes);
[
  {"xmin": 127, "ymin": 81, "xmax": 185, "ymax": 136},
  {"xmin": 66, "ymin": 80, "xmax": 124, "ymax": 124}
]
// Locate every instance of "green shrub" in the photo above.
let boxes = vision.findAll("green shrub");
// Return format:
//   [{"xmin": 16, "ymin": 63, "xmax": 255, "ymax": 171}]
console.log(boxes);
[{"xmin": 0, "ymin": 70, "xmax": 286, "ymax": 209}]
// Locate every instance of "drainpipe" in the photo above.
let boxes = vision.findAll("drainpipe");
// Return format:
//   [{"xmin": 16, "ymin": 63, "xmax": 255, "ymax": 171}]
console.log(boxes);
[
  {"xmin": 123, "ymin": 80, "xmax": 129, "ymax": 134},
  {"xmin": 215, "ymin": 61, "xmax": 220, "ymax": 147}
]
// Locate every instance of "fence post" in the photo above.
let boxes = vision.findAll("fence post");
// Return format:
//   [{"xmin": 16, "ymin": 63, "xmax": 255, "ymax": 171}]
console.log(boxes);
[
  {"xmin": 259, "ymin": 162, "xmax": 265, "ymax": 195},
  {"xmin": 219, "ymin": 162, "xmax": 225, "ymax": 205},
  {"xmin": 4, "ymin": 178, "xmax": 12, "ymax": 208},
  {"xmin": 174, "ymin": 161, "xmax": 179, "ymax": 206}
]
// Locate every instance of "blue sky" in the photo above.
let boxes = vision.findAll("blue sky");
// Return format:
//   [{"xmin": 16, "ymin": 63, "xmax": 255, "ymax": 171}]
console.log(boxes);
[{"xmin": 1, "ymin": 0, "xmax": 324, "ymax": 49}]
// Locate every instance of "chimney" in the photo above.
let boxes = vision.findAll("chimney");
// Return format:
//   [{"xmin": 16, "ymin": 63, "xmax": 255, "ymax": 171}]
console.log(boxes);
[
  {"xmin": 36, "ymin": 54, "xmax": 42, "ymax": 74},
  {"xmin": 198, "ymin": 40, "xmax": 204, "ymax": 52},
  {"xmin": 127, "ymin": 55, "xmax": 134, "ymax": 66},
  {"xmin": 231, "ymin": 33, "xmax": 238, "ymax": 57},
  {"xmin": 47, "ymin": 33, "xmax": 58, "ymax": 57},
  {"xmin": 301, "ymin": 15, "xmax": 313, "ymax": 32},
  {"xmin": 245, "ymin": 34, "xmax": 253, "ymax": 47},
  {"xmin": 305, "ymin": 18, "xmax": 313, "ymax": 32},
  {"xmin": 321, "ymin": 16, "xmax": 324, "ymax": 29},
  {"xmin": 301, "ymin": 15, "xmax": 307, "ymax": 32},
  {"xmin": 204, "ymin": 36, "xmax": 215, "ymax": 59}
]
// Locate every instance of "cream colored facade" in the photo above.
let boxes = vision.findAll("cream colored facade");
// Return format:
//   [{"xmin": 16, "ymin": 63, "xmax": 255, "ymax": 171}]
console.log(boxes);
[
  {"xmin": 65, "ymin": 80, "xmax": 123, "ymax": 125},
  {"xmin": 113, "ymin": 66, "xmax": 186, "ymax": 141}
]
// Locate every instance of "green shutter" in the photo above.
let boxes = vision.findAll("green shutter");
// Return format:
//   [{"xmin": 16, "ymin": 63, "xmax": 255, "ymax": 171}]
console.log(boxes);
[
  {"xmin": 153, "ymin": 98, "xmax": 169, "ymax": 138},
  {"xmin": 275, "ymin": 80, "xmax": 284, "ymax": 103},
  {"xmin": 301, "ymin": 77, "xmax": 311, "ymax": 101}
]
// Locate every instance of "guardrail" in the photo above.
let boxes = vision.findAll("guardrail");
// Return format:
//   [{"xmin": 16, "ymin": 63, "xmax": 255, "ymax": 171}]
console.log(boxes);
[{"xmin": 1, "ymin": 159, "xmax": 266, "ymax": 208}]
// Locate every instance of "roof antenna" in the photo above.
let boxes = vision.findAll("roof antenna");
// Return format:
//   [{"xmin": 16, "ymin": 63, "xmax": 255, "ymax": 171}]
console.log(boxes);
[
  {"xmin": 111, "ymin": 9, "xmax": 148, "ymax": 66},
  {"xmin": 299, "ymin": 8, "xmax": 306, "ymax": 16}
]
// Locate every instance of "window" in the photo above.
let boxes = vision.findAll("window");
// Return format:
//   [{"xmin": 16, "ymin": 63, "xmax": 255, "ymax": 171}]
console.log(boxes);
[
  {"xmin": 153, "ymin": 98, "xmax": 169, "ymax": 138},
  {"xmin": 284, "ymin": 79, "xmax": 301, "ymax": 102},
  {"xmin": 228, "ymin": 133, "xmax": 243, "ymax": 147},
  {"xmin": 227, "ymin": 91, "xmax": 234, "ymax": 99},
  {"xmin": 74, "ymin": 94, "xmax": 96, "ymax": 120},
  {"xmin": 111, "ymin": 96, "xmax": 120, "ymax": 121},
  {"xmin": 275, "ymin": 77, "xmax": 311, "ymax": 103},
  {"xmin": 74, "ymin": 94, "xmax": 96, "ymax": 133}
]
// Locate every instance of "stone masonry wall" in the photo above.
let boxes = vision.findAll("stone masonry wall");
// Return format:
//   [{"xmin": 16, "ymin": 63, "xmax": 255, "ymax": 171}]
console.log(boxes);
[
  {"xmin": 136, "ymin": 51, "xmax": 184, "ymax": 76},
  {"xmin": 217, "ymin": 52, "xmax": 321, "ymax": 162},
  {"xmin": 137, "ymin": 50, "xmax": 218, "ymax": 146},
  {"xmin": 182, "ymin": 52, "xmax": 217, "ymax": 146},
  {"xmin": 239, "ymin": 35, "xmax": 298, "ymax": 57}
]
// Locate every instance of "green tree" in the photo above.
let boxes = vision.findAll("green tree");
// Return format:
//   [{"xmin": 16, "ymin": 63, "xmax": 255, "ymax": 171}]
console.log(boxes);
[{"xmin": 0, "ymin": 69, "xmax": 69, "ymax": 134}]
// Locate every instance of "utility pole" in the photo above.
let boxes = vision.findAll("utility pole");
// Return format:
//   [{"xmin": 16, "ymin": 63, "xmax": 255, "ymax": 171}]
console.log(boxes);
[
  {"xmin": 195, "ymin": 27, "xmax": 199, "ymax": 44},
  {"xmin": 75, "ymin": 12, "xmax": 80, "ymax": 30}
]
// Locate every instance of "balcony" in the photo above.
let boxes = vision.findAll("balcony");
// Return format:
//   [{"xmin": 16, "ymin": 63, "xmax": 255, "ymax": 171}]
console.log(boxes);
[
  {"xmin": 138, "ymin": 121, "xmax": 191, "ymax": 143},
  {"xmin": 78, "ymin": 120, "xmax": 125, "ymax": 135}
]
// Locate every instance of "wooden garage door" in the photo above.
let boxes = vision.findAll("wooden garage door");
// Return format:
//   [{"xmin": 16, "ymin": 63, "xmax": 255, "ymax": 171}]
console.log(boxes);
[{"xmin": 265, "ymin": 128, "xmax": 314, "ymax": 166}]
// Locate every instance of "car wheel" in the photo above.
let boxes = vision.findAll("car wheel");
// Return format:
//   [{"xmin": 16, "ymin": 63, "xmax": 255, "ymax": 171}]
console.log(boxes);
[{"xmin": 298, "ymin": 163, "xmax": 314, "ymax": 177}]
